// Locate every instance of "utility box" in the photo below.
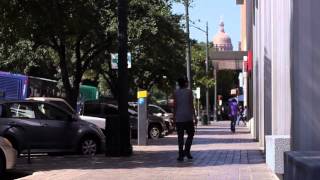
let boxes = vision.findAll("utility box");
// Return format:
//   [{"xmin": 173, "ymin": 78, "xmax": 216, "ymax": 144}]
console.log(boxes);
[{"xmin": 137, "ymin": 90, "xmax": 148, "ymax": 145}]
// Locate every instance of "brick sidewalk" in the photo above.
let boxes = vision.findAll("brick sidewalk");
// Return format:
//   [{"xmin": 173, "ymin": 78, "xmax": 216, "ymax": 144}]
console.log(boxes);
[{"xmin": 9, "ymin": 121, "xmax": 276, "ymax": 180}]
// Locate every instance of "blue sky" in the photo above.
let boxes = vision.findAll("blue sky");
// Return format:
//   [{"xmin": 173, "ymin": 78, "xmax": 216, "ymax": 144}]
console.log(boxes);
[{"xmin": 172, "ymin": 0, "xmax": 240, "ymax": 49}]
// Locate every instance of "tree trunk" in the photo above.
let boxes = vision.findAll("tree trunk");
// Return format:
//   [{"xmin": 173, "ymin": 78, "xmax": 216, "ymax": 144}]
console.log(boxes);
[
  {"xmin": 58, "ymin": 43, "xmax": 76, "ymax": 108},
  {"xmin": 58, "ymin": 40, "xmax": 83, "ymax": 110}
]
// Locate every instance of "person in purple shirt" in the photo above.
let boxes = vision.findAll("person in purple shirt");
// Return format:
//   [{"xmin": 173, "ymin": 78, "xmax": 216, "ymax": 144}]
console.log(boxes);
[{"xmin": 228, "ymin": 98, "xmax": 238, "ymax": 133}]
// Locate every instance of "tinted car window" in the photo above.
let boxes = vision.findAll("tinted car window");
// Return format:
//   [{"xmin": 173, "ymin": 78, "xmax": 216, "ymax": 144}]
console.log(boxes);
[
  {"xmin": 83, "ymin": 103, "xmax": 101, "ymax": 116},
  {"xmin": 160, "ymin": 105, "xmax": 173, "ymax": 113},
  {"xmin": 149, "ymin": 106, "xmax": 162, "ymax": 114},
  {"xmin": 8, "ymin": 103, "xmax": 36, "ymax": 119},
  {"xmin": 37, "ymin": 103, "xmax": 69, "ymax": 121},
  {"xmin": 50, "ymin": 101, "xmax": 75, "ymax": 114},
  {"xmin": 103, "ymin": 105, "xmax": 118, "ymax": 115}
]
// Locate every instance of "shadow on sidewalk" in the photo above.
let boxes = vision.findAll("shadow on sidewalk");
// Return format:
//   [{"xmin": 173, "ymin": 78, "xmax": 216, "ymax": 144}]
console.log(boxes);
[
  {"xmin": 144, "ymin": 136, "xmax": 255, "ymax": 146},
  {"xmin": 13, "ymin": 149, "xmax": 264, "ymax": 173},
  {"xmin": 9, "ymin": 122, "xmax": 261, "ymax": 179}
]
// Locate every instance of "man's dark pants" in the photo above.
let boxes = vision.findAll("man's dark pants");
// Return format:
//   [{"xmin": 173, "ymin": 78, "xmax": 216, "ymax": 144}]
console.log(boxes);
[
  {"xmin": 176, "ymin": 121, "xmax": 195, "ymax": 157},
  {"xmin": 230, "ymin": 115, "xmax": 236, "ymax": 132}
]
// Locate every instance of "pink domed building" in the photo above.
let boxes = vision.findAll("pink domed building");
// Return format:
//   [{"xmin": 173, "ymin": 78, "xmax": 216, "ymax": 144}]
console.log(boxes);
[{"xmin": 213, "ymin": 21, "xmax": 233, "ymax": 51}]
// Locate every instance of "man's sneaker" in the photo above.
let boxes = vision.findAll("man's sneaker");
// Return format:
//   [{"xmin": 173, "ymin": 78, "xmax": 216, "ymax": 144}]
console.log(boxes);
[{"xmin": 177, "ymin": 156, "xmax": 184, "ymax": 162}]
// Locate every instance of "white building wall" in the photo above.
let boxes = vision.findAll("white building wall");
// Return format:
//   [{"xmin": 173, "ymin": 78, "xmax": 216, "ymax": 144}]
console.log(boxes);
[
  {"xmin": 252, "ymin": 0, "xmax": 259, "ymax": 141},
  {"xmin": 270, "ymin": 0, "xmax": 291, "ymax": 136},
  {"xmin": 251, "ymin": 0, "xmax": 320, "ymax": 173},
  {"xmin": 253, "ymin": 0, "xmax": 292, "ymax": 174},
  {"xmin": 253, "ymin": 0, "xmax": 292, "ymax": 150},
  {"xmin": 264, "ymin": 0, "xmax": 272, "ymax": 137},
  {"xmin": 258, "ymin": 0, "xmax": 265, "ymax": 148}
]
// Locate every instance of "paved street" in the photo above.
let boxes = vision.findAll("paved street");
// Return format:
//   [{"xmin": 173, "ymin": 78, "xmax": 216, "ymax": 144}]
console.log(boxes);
[{"xmin": 5, "ymin": 121, "xmax": 276, "ymax": 180}]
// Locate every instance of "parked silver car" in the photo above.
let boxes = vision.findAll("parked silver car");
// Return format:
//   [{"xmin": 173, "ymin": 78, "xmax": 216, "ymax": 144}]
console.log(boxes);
[
  {"xmin": 148, "ymin": 104, "xmax": 175, "ymax": 132},
  {"xmin": 0, "ymin": 100, "xmax": 105, "ymax": 155},
  {"xmin": 27, "ymin": 97, "xmax": 106, "ymax": 132},
  {"xmin": 0, "ymin": 137, "xmax": 17, "ymax": 175}
]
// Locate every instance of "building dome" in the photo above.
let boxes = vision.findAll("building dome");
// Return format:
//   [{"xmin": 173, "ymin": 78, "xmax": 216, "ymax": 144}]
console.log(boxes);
[{"xmin": 213, "ymin": 21, "xmax": 233, "ymax": 51}]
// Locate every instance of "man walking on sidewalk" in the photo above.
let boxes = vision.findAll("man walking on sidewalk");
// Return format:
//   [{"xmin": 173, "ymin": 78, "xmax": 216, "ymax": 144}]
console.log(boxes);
[
  {"xmin": 173, "ymin": 77, "xmax": 197, "ymax": 162},
  {"xmin": 228, "ymin": 98, "xmax": 238, "ymax": 133}
]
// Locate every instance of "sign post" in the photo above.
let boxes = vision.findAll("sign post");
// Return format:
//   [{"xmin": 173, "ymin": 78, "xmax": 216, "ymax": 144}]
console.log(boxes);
[{"xmin": 137, "ymin": 90, "xmax": 148, "ymax": 145}]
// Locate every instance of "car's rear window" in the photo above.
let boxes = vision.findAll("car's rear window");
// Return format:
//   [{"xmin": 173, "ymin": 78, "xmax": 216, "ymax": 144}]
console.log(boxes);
[{"xmin": 8, "ymin": 103, "xmax": 36, "ymax": 119}]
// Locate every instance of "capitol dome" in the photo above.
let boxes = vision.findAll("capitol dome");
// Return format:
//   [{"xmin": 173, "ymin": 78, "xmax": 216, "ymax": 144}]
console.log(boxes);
[{"xmin": 213, "ymin": 21, "xmax": 233, "ymax": 51}]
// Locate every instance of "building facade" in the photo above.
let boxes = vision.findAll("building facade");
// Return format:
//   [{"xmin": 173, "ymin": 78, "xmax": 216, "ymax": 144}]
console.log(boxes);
[
  {"xmin": 238, "ymin": 0, "xmax": 320, "ymax": 178},
  {"xmin": 213, "ymin": 21, "xmax": 233, "ymax": 51}
]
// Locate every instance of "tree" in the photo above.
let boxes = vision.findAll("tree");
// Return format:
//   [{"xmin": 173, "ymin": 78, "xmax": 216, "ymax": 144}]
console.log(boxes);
[
  {"xmin": 0, "ymin": 40, "xmax": 57, "ymax": 78},
  {"xmin": 128, "ymin": 0, "xmax": 185, "ymax": 91},
  {"xmin": 95, "ymin": 0, "xmax": 186, "ymax": 99},
  {"xmin": 0, "ymin": 0, "xmax": 117, "ymax": 108},
  {"xmin": 191, "ymin": 41, "xmax": 214, "ymax": 87},
  {"xmin": 191, "ymin": 40, "xmax": 214, "ymax": 107}
]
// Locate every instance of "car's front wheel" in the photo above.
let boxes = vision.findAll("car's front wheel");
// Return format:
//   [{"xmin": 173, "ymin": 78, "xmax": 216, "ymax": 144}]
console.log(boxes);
[
  {"xmin": 79, "ymin": 138, "xmax": 98, "ymax": 155},
  {"xmin": 149, "ymin": 125, "xmax": 161, "ymax": 139}
]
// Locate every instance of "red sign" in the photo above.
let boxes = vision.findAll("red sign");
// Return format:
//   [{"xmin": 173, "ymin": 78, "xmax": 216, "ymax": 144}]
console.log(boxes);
[
  {"xmin": 243, "ymin": 61, "xmax": 248, "ymax": 72},
  {"xmin": 247, "ymin": 50, "xmax": 253, "ymax": 72}
]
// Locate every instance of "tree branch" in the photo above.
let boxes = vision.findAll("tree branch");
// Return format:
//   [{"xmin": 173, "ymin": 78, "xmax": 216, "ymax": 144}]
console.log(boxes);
[{"xmin": 82, "ymin": 43, "xmax": 108, "ymax": 70}]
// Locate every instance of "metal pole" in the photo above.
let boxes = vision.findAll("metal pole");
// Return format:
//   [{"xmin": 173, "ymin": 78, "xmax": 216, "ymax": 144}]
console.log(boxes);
[
  {"xmin": 185, "ymin": 0, "xmax": 192, "ymax": 89},
  {"xmin": 205, "ymin": 22, "xmax": 210, "ymax": 123},
  {"xmin": 117, "ymin": 0, "xmax": 132, "ymax": 156},
  {"xmin": 197, "ymin": 98, "xmax": 200, "ymax": 118},
  {"xmin": 214, "ymin": 68, "xmax": 217, "ymax": 121}
]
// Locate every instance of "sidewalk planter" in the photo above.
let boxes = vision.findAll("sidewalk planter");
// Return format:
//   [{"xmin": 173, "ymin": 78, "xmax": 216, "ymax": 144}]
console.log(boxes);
[
  {"xmin": 284, "ymin": 151, "xmax": 320, "ymax": 180},
  {"xmin": 266, "ymin": 135, "xmax": 290, "ymax": 174}
]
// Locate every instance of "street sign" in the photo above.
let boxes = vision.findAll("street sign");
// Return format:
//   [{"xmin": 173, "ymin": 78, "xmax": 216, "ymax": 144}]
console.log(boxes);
[
  {"xmin": 111, "ymin": 52, "xmax": 132, "ymax": 69},
  {"xmin": 239, "ymin": 73, "xmax": 243, "ymax": 87},
  {"xmin": 137, "ymin": 90, "xmax": 148, "ymax": 98},
  {"xmin": 231, "ymin": 88, "xmax": 237, "ymax": 95}
]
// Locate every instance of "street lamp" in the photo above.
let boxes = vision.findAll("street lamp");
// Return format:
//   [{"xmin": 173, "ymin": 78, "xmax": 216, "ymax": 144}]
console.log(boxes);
[{"xmin": 189, "ymin": 21, "xmax": 210, "ymax": 124}]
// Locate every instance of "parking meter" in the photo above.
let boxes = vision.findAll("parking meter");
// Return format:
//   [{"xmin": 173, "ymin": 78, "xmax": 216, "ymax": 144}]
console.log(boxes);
[{"xmin": 137, "ymin": 90, "xmax": 148, "ymax": 145}]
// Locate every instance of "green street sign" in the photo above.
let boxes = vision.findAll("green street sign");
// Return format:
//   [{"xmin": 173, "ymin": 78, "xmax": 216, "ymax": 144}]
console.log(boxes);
[{"xmin": 111, "ymin": 53, "xmax": 132, "ymax": 69}]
